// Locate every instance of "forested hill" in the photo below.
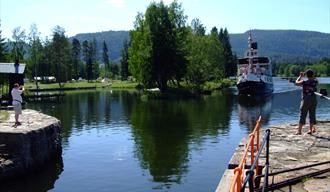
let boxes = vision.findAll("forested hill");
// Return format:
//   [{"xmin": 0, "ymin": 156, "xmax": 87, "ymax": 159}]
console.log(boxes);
[
  {"xmin": 230, "ymin": 30, "xmax": 330, "ymax": 62},
  {"xmin": 71, "ymin": 29, "xmax": 330, "ymax": 63},
  {"xmin": 71, "ymin": 30, "xmax": 129, "ymax": 62}
]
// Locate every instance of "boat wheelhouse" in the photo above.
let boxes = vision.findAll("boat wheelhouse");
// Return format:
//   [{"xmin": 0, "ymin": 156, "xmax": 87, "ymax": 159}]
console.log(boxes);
[{"xmin": 236, "ymin": 33, "xmax": 273, "ymax": 95}]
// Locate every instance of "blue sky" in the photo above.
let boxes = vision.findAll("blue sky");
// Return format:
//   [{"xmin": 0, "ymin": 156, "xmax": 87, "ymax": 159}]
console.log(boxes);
[{"xmin": 1, "ymin": 0, "xmax": 329, "ymax": 39}]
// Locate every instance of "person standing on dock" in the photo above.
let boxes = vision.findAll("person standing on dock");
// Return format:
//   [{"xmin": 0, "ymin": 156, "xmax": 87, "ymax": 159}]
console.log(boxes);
[
  {"xmin": 11, "ymin": 83, "xmax": 24, "ymax": 126},
  {"xmin": 295, "ymin": 69, "xmax": 318, "ymax": 135}
]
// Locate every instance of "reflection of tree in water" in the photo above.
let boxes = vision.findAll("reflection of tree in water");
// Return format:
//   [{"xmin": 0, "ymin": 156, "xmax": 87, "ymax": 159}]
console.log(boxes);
[
  {"xmin": 27, "ymin": 90, "xmax": 112, "ymax": 145},
  {"xmin": 127, "ymin": 91, "xmax": 234, "ymax": 188},
  {"xmin": 27, "ymin": 90, "xmax": 234, "ymax": 190},
  {"xmin": 130, "ymin": 100, "xmax": 190, "ymax": 184},
  {"xmin": 0, "ymin": 155, "xmax": 63, "ymax": 192},
  {"xmin": 237, "ymin": 95, "xmax": 272, "ymax": 130}
]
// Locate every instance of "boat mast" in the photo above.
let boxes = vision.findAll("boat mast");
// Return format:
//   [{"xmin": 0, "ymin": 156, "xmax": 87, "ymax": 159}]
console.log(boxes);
[
  {"xmin": 248, "ymin": 31, "xmax": 253, "ymax": 74},
  {"xmin": 247, "ymin": 32, "xmax": 259, "ymax": 75}
]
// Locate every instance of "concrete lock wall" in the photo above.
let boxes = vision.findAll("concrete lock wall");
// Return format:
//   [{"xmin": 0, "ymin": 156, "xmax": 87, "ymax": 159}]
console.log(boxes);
[{"xmin": 0, "ymin": 111, "xmax": 62, "ymax": 180}]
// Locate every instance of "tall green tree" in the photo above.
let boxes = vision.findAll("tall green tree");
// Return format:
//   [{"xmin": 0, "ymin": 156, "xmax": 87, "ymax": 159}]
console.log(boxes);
[
  {"xmin": 211, "ymin": 26, "xmax": 218, "ymax": 35},
  {"xmin": 91, "ymin": 39, "xmax": 99, "ymax": 79},
  {"xmin": 186, "ymin": 30, "xmax": 225, "ymax": 88},
  {"xmin": 82, "ymin": 40, "xmax": 89, "ymax": 64},
  {"xmin": 218, "ymin": 28, "xmax": 236, "ymax": 77},
  {"xmin": 51, "ymin": 26, "xmax": 71, "ymax": 87},
  {"xmin": 110, "ymin": 64, "xmax": 119, "ymax": 78},
  {"xmin": 11, "ymin": 27, "xmax": 26, "ymax": 62},
  {"xmin": 191, "ymin": 18, "xmax": 205, "ymax": 36},
  {"xmin": 129, "ymin": 12, "xmax": 152, "ymax": 87},
  {"xmin": 0, "ymin": 21, "xmax": 7, "ymax": 62},
  {"xmin": 82, "ymin": 40, "xmax": 96, "ymax": 81},
  {"xmin": 129, "ymin": 1, "xmax": 188, "ymax": 91},
  {"xmin": 168, "ymin": 1, "xmax": 189, "ymax": 86},
  {"xmin": 144, "ymin": 1, "xmax": 174, "ymax": 90},
  {"xmin": 102, "ymin": 40, "xmax": 110, "ymax": 78},
  {"xmin": 185, "ymin": 32, "xmax": 209, "ymax": 87},
  {"xmin": 72, "ymin": 38, "xmax": 81, "ymax": 80},
  {"xmin": 120, "ymin": 39, "xmax": 129, "ymax": 80},
  {"xmin": 28, "ymin": 23, "xmax": 43, "ymax": 88},
  {"xmin": 40, "ymin": 37, "xmax": 52, "ymax": 77}
]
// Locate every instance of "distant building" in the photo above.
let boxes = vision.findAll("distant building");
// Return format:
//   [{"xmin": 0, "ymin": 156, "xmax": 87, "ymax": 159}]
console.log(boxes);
[{"xmin": 0, "ymin": 62, "xmax": 26, "ymax": 97}]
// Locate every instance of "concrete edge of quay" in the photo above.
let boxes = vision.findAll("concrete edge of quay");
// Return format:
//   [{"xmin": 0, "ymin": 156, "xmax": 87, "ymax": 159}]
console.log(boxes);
[
  {"xmin": 215, "ymin": 120, "xmax": 330, "ymax": 192},
  {"xmin": 0, "ymin": 109, "xmax": 62, "ymax": 181}
]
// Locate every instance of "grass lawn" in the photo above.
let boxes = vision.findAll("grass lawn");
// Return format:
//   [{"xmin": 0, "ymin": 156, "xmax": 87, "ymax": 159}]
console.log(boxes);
[
  {"xmin": 24, "ymin": 80, "xmax": 138, "ymax": 90},
  {"xmin": 110, "ymin": 80, "xmax": 139, "ymax": 89},
  {"xmin": 23, "ymin": 79, "xmax": 233, "ymax": 91}
]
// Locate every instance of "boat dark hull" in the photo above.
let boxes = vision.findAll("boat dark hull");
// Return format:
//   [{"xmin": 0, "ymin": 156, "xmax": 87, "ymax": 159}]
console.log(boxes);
[{"xmin": 237, "ymin": 81, "xmax": 274, "ymax": 95}]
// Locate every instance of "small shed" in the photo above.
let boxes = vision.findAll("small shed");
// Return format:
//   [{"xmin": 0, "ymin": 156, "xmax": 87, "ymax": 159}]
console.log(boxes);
[{"xmin": 0, "ymin": 62, "xmax": 26, "ymax": 97}]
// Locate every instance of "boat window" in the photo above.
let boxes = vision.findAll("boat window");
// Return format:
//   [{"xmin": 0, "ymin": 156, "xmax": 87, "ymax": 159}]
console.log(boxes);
[{"xmin": 238, "ymin": 59, "xmax": 249, "ymax": 64}]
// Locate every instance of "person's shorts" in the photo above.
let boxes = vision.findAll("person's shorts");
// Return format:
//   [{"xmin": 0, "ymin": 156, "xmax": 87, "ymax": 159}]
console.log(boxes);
[{"xmin": 13, "ymin": 103, "xmax": 22, "ymax": 115}]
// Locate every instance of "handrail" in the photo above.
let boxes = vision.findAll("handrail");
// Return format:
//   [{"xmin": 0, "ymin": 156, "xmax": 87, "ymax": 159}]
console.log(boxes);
[
  {"xmin": 241, "ymin": 129, "xmax": 271, "ymax": 192},
  {"xmin": 254, "ymin": 161, "xmax": 330, "ymax": 191},
  {"xmin": 255, "ymin": 168, "xmax": 330, "ymax": 191},
  {"xmin": 230, "ymin": 116, "xmax": 262, "ymax": 192},
  {"xmin": 255, "ymin": 160, "xmax": 330, "ymax": 179}
]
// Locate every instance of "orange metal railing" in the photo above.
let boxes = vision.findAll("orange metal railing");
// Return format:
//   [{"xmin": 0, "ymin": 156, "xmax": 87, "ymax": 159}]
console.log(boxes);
[{"xmin": 230, "ymin": 116, "xmax": 262, "ymax": 192}]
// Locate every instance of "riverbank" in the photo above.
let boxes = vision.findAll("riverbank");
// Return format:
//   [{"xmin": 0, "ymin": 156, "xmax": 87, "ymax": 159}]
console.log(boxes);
[
  {"xmin": 0, "ymin": 109, "xmax": 62, "ymax": 181},
  {"xmin": 24, "ymin": 80, "xmax": 138, "ymax": 90},
  {"xmin": 216, "ymin": 120, "xmax": 330, "ymax": 192},
  {"xmin": 23, "ymin": 79, "xmax": 236, "ymax": 101},
  {"xmin": 141, "ymin": 79, "xmax": 236, "ymax": 100},
  {"xmin": 24, "ymin": 79, "xmax": 235, "ymax": 93}
]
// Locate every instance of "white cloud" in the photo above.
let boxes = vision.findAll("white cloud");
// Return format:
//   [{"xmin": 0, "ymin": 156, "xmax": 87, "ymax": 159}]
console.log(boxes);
[{"xmin": 105, "ymin": 0, "xmax": 125, "ymax": 8}]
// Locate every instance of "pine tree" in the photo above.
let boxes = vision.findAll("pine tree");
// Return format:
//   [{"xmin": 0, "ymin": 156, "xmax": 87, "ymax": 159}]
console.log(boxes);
[
  {"xmin": 72, "ymin": 38, "xmax": 81, "ymax": 80},
  {"xmin": 41, "ymin": 37, "xmax": 52, "ymax": 77},
  {"xmin": 82, "ymin": 40, "xmax": 89, "ymax": 64},
  {"xmin": 110, "ymin": 64, "xmax": 119, "ymax": 78},
  {"xmin": 11, "ymin": 27, "xmax": 26, "ymax": 62},
  {"xmin": 0, "ymin": 21, "xmax": 7, "ymax": 62},
  {"xmin": 91, "ymin": 39, "xmax": 98, "ymax": 79},
  {"xmin": 120, "ymin": 39, "xmax": 129, "ymax": 80},
  {"xmin": 102, "ymin": 40, "xmax": 110, "ymax": 78},
  {"xmin": 51, "ymin": 26, "xmax": 71, "ymax": 87},
  {"xmin": 219, "ymin": 28, "xmax": 236, "ymax": 77},
  {"xmin": 28, "ymin": 23, "xmax": 43, "ymax": 88},
  {"xmin": 211, "ymin": 26, "xmax": 218, "ymax": 35},
  {"xmin": 82, "ymin": 40, "xmax": 94, "ymax": 81}
]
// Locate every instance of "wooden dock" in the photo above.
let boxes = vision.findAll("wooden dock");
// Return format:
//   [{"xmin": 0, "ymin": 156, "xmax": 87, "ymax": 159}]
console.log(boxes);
[
  {"xmin": 24, "ymin": 92, "xmax": 65, "ymax": 101},
  {"xmin": 29, "ymin": 86, "xmax": 96, "ymax": 92}
]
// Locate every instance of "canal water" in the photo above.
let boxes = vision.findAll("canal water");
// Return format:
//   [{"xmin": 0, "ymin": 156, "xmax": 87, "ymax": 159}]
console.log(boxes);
[{"xmin": 1, "ymin": 78, "xmax": 329, "ymax": 192}]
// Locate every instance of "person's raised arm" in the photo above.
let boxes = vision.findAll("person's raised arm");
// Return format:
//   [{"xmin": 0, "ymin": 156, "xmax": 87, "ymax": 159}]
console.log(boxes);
[
  {"xmin": 295, "ymin": 72, "xmax": 304, "ymax": 86},
  {"xmin": 19, "ymin": 85, "xmax": 25, "ymax": 93}
]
